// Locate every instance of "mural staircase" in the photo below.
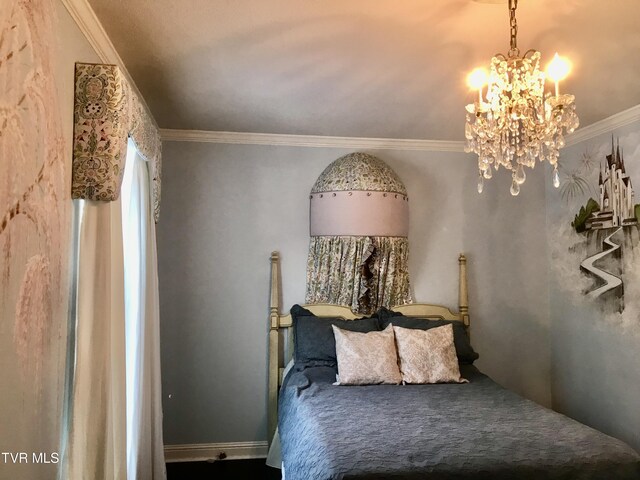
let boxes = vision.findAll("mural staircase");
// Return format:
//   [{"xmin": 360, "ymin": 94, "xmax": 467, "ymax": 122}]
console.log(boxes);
[{"xmin": 580, "ymin": 227, "xmax": 623, "ymax": 298}]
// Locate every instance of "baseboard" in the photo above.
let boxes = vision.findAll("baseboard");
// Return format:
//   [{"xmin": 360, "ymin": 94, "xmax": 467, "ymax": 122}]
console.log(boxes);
[{"xmin": 164, "ymin": 441, "xmax": 269, "ymax": 463}]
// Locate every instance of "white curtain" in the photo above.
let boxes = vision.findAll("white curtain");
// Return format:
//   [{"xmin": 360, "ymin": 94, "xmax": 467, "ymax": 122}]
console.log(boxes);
[
  {"xmin": 121, "ymin": 140, "xmax": 166, "ymax": 479},
  {"xmin": 64, "ymin": 139, "xmax": 166, "ymax": 480},
  {"xmin": 65, "ymin": 199, "xmax": 128, "ymax": 480}
]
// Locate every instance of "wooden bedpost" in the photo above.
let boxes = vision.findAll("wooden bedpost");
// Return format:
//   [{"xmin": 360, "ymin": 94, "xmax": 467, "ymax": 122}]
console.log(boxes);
[
  {"xmin": 458, "ymin": 254, "xmax": 470, "ymax": 329},
  {"xmin": 268, "ymin": 251, "xmax": 281, "ymax": 446}
]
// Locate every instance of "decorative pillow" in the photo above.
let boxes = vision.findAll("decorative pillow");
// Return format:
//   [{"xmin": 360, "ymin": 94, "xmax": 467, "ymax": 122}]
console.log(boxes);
[
  {"xmin": 291, "ymin": 305, "xmax": 380, "ymax": 369},
  {"xmin": 332, "ymin": 324, "xmax": 402, "ymax": 385},
  {"xmin": 377, "ymin": 308, "xmax": 479, "ymax": 364},
  {"xmin": 393, "ymin": 324, "xmax": 467, "ymax": 384}
]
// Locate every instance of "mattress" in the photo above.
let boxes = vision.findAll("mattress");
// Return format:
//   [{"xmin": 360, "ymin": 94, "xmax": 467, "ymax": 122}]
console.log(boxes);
[{"xmin": 279, "ymin": 365, "xmax": 640, "ymax": 480}]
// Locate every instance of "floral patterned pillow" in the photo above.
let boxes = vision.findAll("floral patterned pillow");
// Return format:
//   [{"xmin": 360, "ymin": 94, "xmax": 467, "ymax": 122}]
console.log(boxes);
[
  {"xmin": 393, "ymin": 324, "xmax": 468, "ymax": 384},
  {"xmin": 332, "ymin": 325, "xmax": 402, "ymax": 385}
]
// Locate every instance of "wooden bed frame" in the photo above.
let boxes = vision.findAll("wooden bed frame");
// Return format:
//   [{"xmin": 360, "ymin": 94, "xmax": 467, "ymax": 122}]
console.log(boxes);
[{"xmin": 267, "ymin": 251, "xmax": 470, "ymax": 443}]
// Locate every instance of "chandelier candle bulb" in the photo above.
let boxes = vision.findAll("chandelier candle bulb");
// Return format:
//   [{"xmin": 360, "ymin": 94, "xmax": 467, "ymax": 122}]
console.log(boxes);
[
  {"xmin": 467, "ymin": 67, "xmax": 489, "ymax": 104},
  {"xmin": 464, "ymin": 0, "xmax": 578, "ymax": 194},
  {"xmin": 467, "ymin": 68, "xmax": 488, "ymax": 90},
  {"xmin": 546, "ymin": 53, "xmax": 571, "ymax": 97}
]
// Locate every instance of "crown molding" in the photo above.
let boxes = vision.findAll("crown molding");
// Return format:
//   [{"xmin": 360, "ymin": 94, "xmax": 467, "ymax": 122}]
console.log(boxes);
[
  {"xmin": 566, "ymin": 104, "xmax": 640, "ymax": 147},
  {"xmin": 60, "ymin": 0, "xmax": 158, "ymax": 127},
  {"xmin": 160, "ymin": 129, "xmax": 466, "ymax": 152},
  {"xmin": 164, "ymin": 441, "xmax": 268, "ymax": 463},
  {"xmin": 60, "ymin": 0, "xmax": 122, "ymax": 65},
  {"xmin": 159, "ymin": 103, "xmax": 640, "ymax": 151}
]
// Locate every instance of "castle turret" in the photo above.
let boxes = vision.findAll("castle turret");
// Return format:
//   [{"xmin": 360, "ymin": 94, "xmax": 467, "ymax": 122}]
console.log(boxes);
[{"xmin": 586, "ymin": 137, "xmax": 637, "ymax": 229}]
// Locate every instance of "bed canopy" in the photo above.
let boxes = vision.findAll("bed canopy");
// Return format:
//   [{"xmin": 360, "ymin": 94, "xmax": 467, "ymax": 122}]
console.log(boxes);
[{"xmin": 306, "ymin": 152, "xmax": 412, "ymax": 314}]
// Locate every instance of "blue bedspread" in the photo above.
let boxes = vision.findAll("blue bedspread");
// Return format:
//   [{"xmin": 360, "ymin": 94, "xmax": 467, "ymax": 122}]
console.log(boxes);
[{"xmin": 279, "ymin": 365, "xmax": 640, "ymax": 480}]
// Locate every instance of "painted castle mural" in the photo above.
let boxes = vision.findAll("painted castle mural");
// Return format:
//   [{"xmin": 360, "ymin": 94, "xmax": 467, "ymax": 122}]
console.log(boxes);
[
  {"xmin": 584, "ymin": 141, "xmax": 637, "ymax": 230},
  {"xmin": 562, "ymin": 138, "xmax": 640, "ymax": 315}
]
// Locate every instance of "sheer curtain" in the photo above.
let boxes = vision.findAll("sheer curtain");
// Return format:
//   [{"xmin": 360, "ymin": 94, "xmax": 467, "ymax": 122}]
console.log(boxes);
[
  {"xmin": 64, "ymin": 139, "xmax": 166, "ymax": 480},
  {"xmin": 121, "ymin": 140, "xmax": 166, "ymax": 479},
  {"xmin": 65, "ymin": 197, "xmax": 128, "ymax": 480}
]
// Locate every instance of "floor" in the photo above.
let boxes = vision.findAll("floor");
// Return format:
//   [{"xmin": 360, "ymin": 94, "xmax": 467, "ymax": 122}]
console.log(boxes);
[{"xmin": 166, "ymin": 459, "xmax": 282, "ymax": 479}]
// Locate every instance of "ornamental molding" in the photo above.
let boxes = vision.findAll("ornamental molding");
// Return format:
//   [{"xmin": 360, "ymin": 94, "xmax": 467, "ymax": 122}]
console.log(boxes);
[
  {"xmin": 566, "ymin": 104, "xmax": 640, "ymax": 147},
  {"xmin": 161, "ymin": 103, "xmax": 640, "ymax": 152},
  {"xmin": 60, "ymin": 0, "xmax": 157, "ymax": 129},
  {"xmin": 160, "ymin": 129, "xmax": 467, "ymax": 152}
]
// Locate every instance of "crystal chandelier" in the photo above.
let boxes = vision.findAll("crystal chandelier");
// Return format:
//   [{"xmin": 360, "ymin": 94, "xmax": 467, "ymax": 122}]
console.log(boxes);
[{"xmin": 465, "ymin": 0, "xmax": 579, "ymax": 196}]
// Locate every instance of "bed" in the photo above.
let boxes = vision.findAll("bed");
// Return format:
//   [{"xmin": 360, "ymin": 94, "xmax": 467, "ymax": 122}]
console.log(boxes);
[{"xmin": 267, "ymin": 252, "xmax": 640, "ymax": 479}]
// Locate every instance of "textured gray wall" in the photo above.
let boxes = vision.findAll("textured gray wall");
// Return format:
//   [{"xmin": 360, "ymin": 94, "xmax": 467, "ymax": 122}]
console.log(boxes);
[
  {"xmin": 157, "ymin": 142, "xmax": 551, "ymax": 444},
  {"xmin": 546, "ymin": 121, "xmax": 640, "ymax": 452}
]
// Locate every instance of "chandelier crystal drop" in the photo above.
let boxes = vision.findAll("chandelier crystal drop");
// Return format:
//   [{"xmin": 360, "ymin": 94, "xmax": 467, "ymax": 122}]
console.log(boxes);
[{"xmin": 465, "ymin": 0, "xmax": 579, "ymax": 195}]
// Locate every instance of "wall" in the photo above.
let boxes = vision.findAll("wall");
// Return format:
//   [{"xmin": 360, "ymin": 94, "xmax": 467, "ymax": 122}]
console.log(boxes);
[
  {"xmin": 157, "ymin": 140, "xmax": 551, "ymax": 445},
  {"xmin": 0, "ymin": 1, "xmax": 99, "ymax": 479},
  {"xmin": 546, "ymin": 119, "xmax": 640, "ymax": 452}
]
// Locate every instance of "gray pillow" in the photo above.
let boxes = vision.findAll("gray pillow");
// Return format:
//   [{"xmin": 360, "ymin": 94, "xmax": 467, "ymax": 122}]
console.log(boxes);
[
  {"xmin": 291, "ymin": 304, "xmax": 380, "ymax": 369},
  {"xmin": 376, "ymin": 307, "xmax": 479, "ymax": 364}
]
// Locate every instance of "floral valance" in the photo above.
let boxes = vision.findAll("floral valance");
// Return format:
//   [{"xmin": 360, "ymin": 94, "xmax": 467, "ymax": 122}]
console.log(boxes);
[{"xmin": 72, "ymin": 63, "xmax": 162, "ymax": 221}]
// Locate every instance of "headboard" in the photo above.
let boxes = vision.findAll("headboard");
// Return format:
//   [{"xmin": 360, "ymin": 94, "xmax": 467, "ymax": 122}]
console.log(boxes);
[{"xmin": 267, "ymin": 251, "xmax": 470, "ymax": 443}]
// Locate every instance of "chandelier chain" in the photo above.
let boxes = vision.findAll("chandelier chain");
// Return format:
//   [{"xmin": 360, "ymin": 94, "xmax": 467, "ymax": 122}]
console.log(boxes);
[{"xmin": 509, "ymin": 0, "xmax": 519, "ymax": 57}]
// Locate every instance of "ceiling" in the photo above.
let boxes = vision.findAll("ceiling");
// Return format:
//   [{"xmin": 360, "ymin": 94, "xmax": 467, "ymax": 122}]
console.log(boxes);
[{"xmin": 88, "ymin": 0, "xmax": 640, "ymax": 141}]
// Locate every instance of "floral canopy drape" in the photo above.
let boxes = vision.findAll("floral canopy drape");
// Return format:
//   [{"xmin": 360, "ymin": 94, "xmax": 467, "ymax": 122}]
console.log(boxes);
[
  {"xmin": 306, "ymin": 152, "xmax": 413, "ymax": 314},
  {"xmin": 71, "ymin": 63, "xmax": 162, "ymax": 220}
]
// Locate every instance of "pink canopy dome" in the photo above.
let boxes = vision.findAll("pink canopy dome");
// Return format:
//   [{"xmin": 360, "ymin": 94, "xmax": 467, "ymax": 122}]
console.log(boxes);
[{"xmin": 309, "ymin": 152, "xmax": 409, "ymax": 237}]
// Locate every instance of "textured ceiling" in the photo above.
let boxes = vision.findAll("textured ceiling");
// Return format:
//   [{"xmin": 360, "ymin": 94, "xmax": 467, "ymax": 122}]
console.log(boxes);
[{"xmin": 88, "ymin": 0, "xmax": 640, "ymax": 140}]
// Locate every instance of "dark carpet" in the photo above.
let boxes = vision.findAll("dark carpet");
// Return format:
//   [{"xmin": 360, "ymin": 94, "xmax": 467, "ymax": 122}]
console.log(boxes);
[{"xmin": 166, "ymin": 459, "xmax": 282, "ymax": 479}]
